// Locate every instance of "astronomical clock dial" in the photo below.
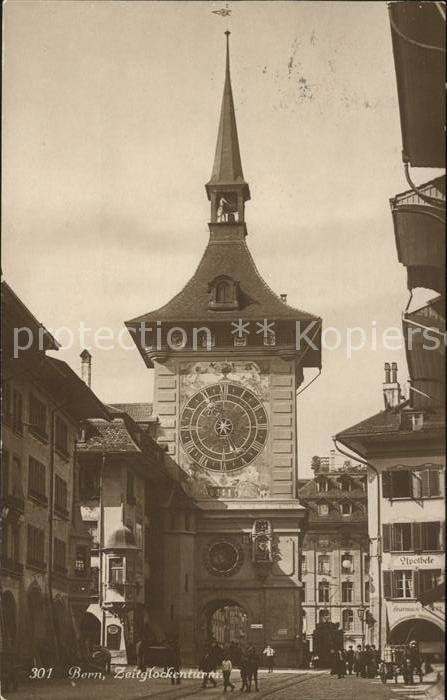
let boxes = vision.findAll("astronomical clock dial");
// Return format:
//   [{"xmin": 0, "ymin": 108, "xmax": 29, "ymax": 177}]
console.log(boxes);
[
  {"xmin": 180, "ymin": 381, "xmax": 268, "ymax": 472},
  {"xmin": 204, "ymin": 539, "xmax": 243, "ymax": 576}
]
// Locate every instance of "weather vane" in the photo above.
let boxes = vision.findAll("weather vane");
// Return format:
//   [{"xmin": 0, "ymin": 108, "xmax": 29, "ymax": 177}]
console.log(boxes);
[{"xmin": 212, "ymin": 3, "xmax": 231, "ymax": 17}]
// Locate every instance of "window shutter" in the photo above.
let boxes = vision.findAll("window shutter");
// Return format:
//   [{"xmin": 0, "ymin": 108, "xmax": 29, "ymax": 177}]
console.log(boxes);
[
  {"xmin": 383, "ymin": 571, "xmax": 392, "ymax": 599},
  {"xmin": 413, "ymin": 570, "xmax": 420, "ymax": 599},
  {"xmin": 440, "ymin": 522, "xmax": 445, "ymax": 551},
  {"xmin": 429, "ymin": 469, "xmax": 440, "ymax": 497},
  {"xmin": 420, "ymin": 470, "xmax": 429, "ymax": 498},
  {"xmin": 382, "ymin": 524, "xmax": 391, "ymax": 553},
  {"xmin": 411, "ymin": 472, "xmax": 423, "ymax": 500},
  {"xmin": 382, "ymin": 471, "xmax": 391, "ymax": 498},
  {"xmin": 413, "ymin": 523, "xmax": 422, "ymax": 552}
]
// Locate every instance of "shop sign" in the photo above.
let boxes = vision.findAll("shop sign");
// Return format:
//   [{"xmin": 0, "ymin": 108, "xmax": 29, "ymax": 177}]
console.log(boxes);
[{"xmin": 389, "ymin": 554, "xmax": 443, "ymax": 568}]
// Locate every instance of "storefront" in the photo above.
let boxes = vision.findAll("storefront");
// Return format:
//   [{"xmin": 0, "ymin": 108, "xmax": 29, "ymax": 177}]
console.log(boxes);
[{"xmin": 386, "ymin": 600, "xmax": 444, "ymax": 656}]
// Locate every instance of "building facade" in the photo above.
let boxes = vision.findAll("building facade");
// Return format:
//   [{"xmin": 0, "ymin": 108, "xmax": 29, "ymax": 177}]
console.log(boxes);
[
  {"xmin": 126, "ymin": 33, "xmax": 322, "ymax": 667},
  {"xmin": 298, "ymin": 456, "xmax": 371, "ymax": 654},
  {"xmin": 77, "ymin": 400, "xmax": 196, "ymax": 663},
  {"xmin": 1, "ymin": 282, "xmax": 108, "ymax": 667}
]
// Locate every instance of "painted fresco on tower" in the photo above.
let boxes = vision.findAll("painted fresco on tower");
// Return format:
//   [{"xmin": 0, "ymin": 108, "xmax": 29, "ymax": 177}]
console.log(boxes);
[{"xmin": 179, "ymin": 360, "xmax": 272, "ymax": 499}]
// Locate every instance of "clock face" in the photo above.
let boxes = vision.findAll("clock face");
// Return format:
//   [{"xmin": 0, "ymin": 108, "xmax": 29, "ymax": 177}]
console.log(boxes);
[
  {"xmin": 180, "ymin": 381, "xmax": 268, "ymax": 472},
  {"xmin": 205, "ymin": 540, "xmax": 243, "ymax": 576}
]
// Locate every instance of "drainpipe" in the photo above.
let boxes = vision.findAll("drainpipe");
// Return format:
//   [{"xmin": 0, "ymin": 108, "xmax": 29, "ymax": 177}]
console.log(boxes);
[
  {"xmin": 100, "ymin": 454, "xmax": 106, "ymax": 647},
  {"xmin": 332, "ymin": 439, "xmax": 383, "ymax": 655},
  {"xmin": 48, "ymin": 408, "xmax": 60, "ymax": 665}
]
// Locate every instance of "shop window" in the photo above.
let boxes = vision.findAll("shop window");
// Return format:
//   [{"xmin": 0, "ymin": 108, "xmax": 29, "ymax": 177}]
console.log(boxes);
[
  {"xmin": 341, "ymin": 581, "xmax": 353, "ymax": 603},
  {"xmin": 342, "ymin": 609, "xmax": 354, "ymax": 631}
]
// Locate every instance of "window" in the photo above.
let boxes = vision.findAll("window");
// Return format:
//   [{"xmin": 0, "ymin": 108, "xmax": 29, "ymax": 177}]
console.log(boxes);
[
  {"xmin": 55, "ymin": 416, "xmax": 68, "ymax": 456},
  {"xmin": 341, "ymin": 553, "xmax": 353, "ymax": 573},
  {"xmin": 420, "ymin": 469, "xmax": 441, "ymax": 497},
  {"xmin": 383, "ymin": 522, "xmax": 443, "ymax": 553},
  {"xmin": 301, "ymin": 582, "xmax": 306, "ymax": 601},
  {"xmin": 216, "ymin": 282, "xmax": 229, "ymax": 303},
  {"xmin": 2, "ymin": 383, "xmax": 12, "ymax": 426},
  {"xmin": 263, "ymin": 331, "xmax": 276, "ymax": 347},
  {"xmin": 421, "ymin": 522, "xmax": 442, "ymax": 551},
  {"xmin": 318, "ymin": 581, "xmax": 330, "ymax": 603},
  {"xmin": 317, "ymin": 502, "xmax": 329, "ymax": 516},
  {"xmin": 342, "ymin": 609, "xmax": 354, "ymax": 631},
  {"xmin": 80, "ymin": 467, "xmax": 100, "ymax": 500},
  {"xmin": 127, "ymin": 471, "xmax": 135, "ymax": 504},
  {"xmin": 27, "ymin": 525, "xmax": 45, "ymax": 567},
  {"xmin": 316, "ymin": 478, "xmax": 328, "ymax": 493},
  {"xmin": 301, "ymin": 554, "xmax": 307, "ymax": 574},
  {"xmin": 11, "ymin": 456, "xmax": 23, "ymax": 500},
  {"xmin": 339, "ymin": 477, "xmax": 352, "ymax": 492},
  {"xmin": 365, "ymin": 580, "xmax": 370, "ymax": 603},
  {"xmin": 394, "ymin": 570, "xmax": 413, "ymax": 599},
  {"xmin": 382, "ymin": 469, "xmax": 423, "ymax": 499},
  {"xmin": 28, "ymin": 457, "xmax": 46, "ymax": 502},
  {"xmin": 54, "ymin": 475, "xmax": 68, "ymax": 516},
  {"xmin": 419, "ymin": 570, "xmax": 442, "ymax": 595},
  {"xmin": 318, "ymin": 554, "xmax": 330, "ymax": 574},
  {"xmin": 75, "ymin": 546, "xmax": 88, "ymax": 577},
  {"xmin": 208, "ymin": 275, "xmax": 238, "ymax": 310},
  {"xmin": 341, "ymin": 501, "xmax": 352, "ymax": 515},
  {"xmin": 319, "ymin": 607, "xmax": 330, "ymax": 623},
  {"xmin": 12, "ymin": 389, "xmax": 23, "ymax": 434},
  {"xmin": 54, "ymin": 538, "xmax": 66, "ymax": 573},
  {"xmin": 29, "ymin": 394, "xmax": 47, "ymax": 439},
  {"xmin": 392, "ymin": 523, "xmax": 413, "ymax": 552},
  {"xmin": 88, "ymin": 522, "xmax": 99, "ymax": 549},
  {"xmin": 109, "ymin": 557, "xmax": 125, "ymax": 585},
  {"xmin": 364, "ymin": 554, "xmax": 370, "ymax": 575},
  {"xmin": 1, "ymin": 449, "xmax": 9, "ymax": 497},
  {"xmin": 341, "ymin": 581, "xmax": 353, "ymax": 603}
]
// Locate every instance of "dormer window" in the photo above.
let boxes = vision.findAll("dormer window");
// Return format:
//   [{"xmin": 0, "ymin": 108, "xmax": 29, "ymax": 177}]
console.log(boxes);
[
  {"xmin": 339, "ymin": 476, "xmax": 352, "ymax": 492},
  {"xmin": 340, "ymin": 500, "xmax": 353, "ymax": 516},
  {"xmin": 208, "ymin": 275, "xmax": 239, "ymax": 310}
]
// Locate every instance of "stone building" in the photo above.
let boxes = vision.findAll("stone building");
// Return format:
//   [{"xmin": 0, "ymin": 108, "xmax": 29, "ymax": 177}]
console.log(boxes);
[
  {"xmin": 1, "ymin": 282, "xmax": 108, "ymax": 666},
  {"xmin": 336, "ymin": 2, "xmax": 445, "ymax": 657},
  {"xmin": 125, "ymin": 33, "xmax": 322, "ymax": 667},
  {"xmin": 77, "ymin": 399, "xmax": 196, "ymax": 663},
  {"xmin": 298, "ymin": 456, "xmax": 371, "ymax": 654}
]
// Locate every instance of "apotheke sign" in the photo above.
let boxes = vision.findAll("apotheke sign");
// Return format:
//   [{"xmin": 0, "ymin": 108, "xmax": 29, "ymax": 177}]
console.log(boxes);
[{"xmin": 390, "ymin": 554, "xmax": 441, "ymax": 568}]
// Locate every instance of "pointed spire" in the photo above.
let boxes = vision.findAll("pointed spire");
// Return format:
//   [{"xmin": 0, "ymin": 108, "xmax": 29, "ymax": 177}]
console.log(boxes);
[{"xmin": 206, "ymin": 32, "xmax": 250, "ymax": 200}]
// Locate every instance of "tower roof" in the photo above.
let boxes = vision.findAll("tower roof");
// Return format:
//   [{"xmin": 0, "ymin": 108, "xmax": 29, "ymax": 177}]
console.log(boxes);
[{"xmin": 206, "ymin": 32, "xmax": 250, "ymax": 200}]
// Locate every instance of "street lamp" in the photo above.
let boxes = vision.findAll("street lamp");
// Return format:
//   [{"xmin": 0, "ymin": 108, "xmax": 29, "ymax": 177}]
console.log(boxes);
[{"xmin": 357, "ymin": 606, "xmax": 365, "ymax": 647}]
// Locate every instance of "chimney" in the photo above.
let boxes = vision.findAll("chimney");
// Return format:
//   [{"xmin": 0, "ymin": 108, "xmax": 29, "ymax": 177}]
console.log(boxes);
[
  {"xmin": 383, "ymin": 361, "xmax": 401, "ymax": 409},
  {"xmin": 80, "ymin": 349, "xmax": 92, "ymax": 387},
  {"xmin": 280, "ymin": 293, "xmax": 287, "ymax": 303}
]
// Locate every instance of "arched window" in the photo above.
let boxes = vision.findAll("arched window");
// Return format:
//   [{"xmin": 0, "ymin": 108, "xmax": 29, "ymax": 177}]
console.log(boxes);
[
  {"xmin": 316, "ymin": 477, "xmax": 328, "ymax": 493},
  {"xmin": 342, "ymin": 609, "xmax": 354, "ymax": 631},
  {"xmin": 317, "ymin": 501, "xmax": 329, "ymax": 516},
  {"xmin": 341, "ymin": 501, "xmax": 352, "ymax": 515}
]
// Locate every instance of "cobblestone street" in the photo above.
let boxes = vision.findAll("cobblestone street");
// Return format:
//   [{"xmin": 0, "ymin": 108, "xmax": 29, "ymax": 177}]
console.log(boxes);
[{"xmin": 5, "ymin": 667, "xmax": 443, "ymax": 700}]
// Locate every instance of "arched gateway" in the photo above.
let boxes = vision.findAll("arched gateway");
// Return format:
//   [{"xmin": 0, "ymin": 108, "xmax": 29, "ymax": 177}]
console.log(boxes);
[{"xmin": 390, "ymin": 618, "xmax": 444, "ymax": 656}]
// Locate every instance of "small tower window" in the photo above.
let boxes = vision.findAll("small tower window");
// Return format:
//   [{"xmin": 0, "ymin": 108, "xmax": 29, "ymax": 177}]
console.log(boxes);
[{"xmin": 208, "ymin": 275, "xmax": 239, "ymax": 310}]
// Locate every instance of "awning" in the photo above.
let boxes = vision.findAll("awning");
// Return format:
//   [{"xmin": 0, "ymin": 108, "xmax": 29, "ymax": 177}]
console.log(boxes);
[{"xmin": 389, "ymin": 2, "xmax": 445, "ymax": 167}]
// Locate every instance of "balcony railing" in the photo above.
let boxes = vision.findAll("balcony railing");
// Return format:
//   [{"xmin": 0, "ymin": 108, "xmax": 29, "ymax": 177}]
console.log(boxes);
[{"xmin": 3, "ymin": 494, "xmax": 25, "ymax": 513}]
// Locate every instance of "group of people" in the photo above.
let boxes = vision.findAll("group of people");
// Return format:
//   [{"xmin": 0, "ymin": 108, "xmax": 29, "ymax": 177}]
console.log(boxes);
[
  {"xmin": 200, "ymin": 640, "xmax": 264, "ymax": 692},
  {"xmin": 329, "ymin": 644, "xmax": 380, "ymax": 679}
]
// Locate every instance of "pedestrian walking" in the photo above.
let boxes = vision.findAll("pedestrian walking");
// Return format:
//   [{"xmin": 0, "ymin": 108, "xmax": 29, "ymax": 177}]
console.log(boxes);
[
  {"xmin": 262, "ymin": 644, "xmax": 276, "ymax": 673},
  {"xmin": 136, "ymin": 637, "xmax": 146, "ymax": 672},
  {"xmin": 222, "ymin": 652, "xmax": 235, "ymax": 692},
  {"xmin": 167, "ymin": 637, "xmax": 181, "ymax": 685},
  {"xmin": 345, "ymin": 646, "xmax": 355, "ymax": 675},
  {"xmin": 199, "ymin": 648, "xmax": 217, "ymax": 688},
  {"xmin": 336, "ymin": 649, "xmax": 346, "ymax": 678},
  {"xmin": 246, "ymin": 644, "xmax": 260, "ymax": 692},
  {"xmin": 239, "ymin": 649, "xmax": 250, "ymax": 693}
]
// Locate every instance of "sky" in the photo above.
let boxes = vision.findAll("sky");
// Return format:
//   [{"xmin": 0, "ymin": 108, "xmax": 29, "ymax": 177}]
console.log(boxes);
[{"xmin": 2, "ymin": 1, "xmax": 439, "ymax": 476}]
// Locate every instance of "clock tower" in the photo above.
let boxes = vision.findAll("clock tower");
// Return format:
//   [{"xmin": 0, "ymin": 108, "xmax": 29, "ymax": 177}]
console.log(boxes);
[{"xmin": 127, "ymin": 33, "xmax": 321, "ymax": 666}]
